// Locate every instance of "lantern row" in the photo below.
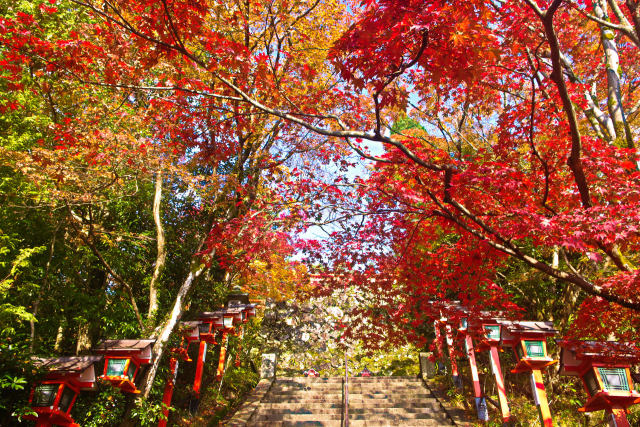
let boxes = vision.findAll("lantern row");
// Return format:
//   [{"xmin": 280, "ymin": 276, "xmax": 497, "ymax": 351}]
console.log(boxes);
[
  {"xmin": 26, "ymin": 301, "xmax": 257, "ymax": 427},
  {"xmin": 426, "ymin": 301, "xmax": 640, "ymax": 427}
]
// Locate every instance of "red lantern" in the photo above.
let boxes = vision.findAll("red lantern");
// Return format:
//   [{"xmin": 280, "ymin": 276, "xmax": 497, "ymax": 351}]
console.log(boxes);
[
  {"xmin": 559, "ymin": 340, "xmax": 640, "ymax": 427},
  {"xmin": 501, "ymin": 321, "xmax": 558, "ymax": 427},
  {"xmin": 26, "ymin": 356, "xmax": 102, "ymax": 427},
  {"xmin": 93, "ymin": 339, "xmax": 155, "ymax": 394},
  {"xmin": 159, "ymin": 321, "xmax": 203, "ymax": 427}
]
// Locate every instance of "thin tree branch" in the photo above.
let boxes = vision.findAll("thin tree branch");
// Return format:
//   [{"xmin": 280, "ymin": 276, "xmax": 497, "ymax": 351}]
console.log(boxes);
[{"xmin": 65, "ymin": 204, "xmax": 144, "ymax": 330}]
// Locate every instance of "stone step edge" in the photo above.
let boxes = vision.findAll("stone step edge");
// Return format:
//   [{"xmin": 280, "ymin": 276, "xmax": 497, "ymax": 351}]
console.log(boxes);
[
  {"xmin": 271, "ymin": 385, "xmax": 424, "ymax": 391},
  {"xmin": 226, "ymin": 377, "xmax": 274, "ymax": 426},
  {"xmin": 420, "ymin": 375, "xmax": 471, "ymax": 426},
  {"xmin": 254, "ymin": 406, "xmax": 441, "ymax": 414},
  {"xmin": 257, "ymin": 401, "xmax": 439, "ymax": 407},
  {"xmin": 275, "ymin": 378, "xmax": 423, "ymax": 381}
]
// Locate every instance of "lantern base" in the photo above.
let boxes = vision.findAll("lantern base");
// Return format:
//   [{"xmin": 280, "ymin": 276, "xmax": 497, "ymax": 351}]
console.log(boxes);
[
  {"xmin": 199, "ymin": 333, "xmax": 218, "ymax": 345},
  {"xmin": 101, "ymin": 376, "xmax": 140, "ymax": 394},
  {"xmin": 25, "ymin": 409, "xmax": 79, "ymax": 427},
  {"xmin": 452, "ymin": 374, "xmax": 463, "ymax": 389},
  {"xmin": 171, "ymin": 346, "xmax": 192, "ymax": 362},
  {"xmin": 511, "ymin": 358, "xmax": 557, "ymax": 374},
  {"xmin": 578, "ymin": 391, "xmax": 640, "ymax": 413},
  {"xmin": 474, "ymin": 397, "xmax": 489, "ymax": 421}
]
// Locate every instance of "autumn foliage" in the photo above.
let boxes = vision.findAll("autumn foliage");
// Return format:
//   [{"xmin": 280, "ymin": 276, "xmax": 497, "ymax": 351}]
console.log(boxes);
[{"xmin": 2, "ymin": 0, "xmax": 640, "ymax": 421}]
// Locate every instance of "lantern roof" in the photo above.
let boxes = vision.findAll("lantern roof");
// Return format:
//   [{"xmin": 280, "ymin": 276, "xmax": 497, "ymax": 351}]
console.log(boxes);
[
  {"xmin": 179, "ymin": 321, "xmax": 201, "ymax": 341},
  {"xmin": 424, "ymin": 300, "xmax": 461, "ymax": 320},
  {"xmin": 200, "ymin": 310, "xmax": 225, "ymax": 320},
  {"xmin": 500, "ymin": 320, "xmax": 558, "ymax": 337},
  {"xmin": 180, "ymin": 320, "xmax": 201, "ymax": 328},
  {"xmin": 466, "ymin": 311, "xmax": 508, "ymax": 329},
  {"xmin": 559, "ymin": 340, "xmax": 640, "ymax": 364},
  {"xmin": 225, "ymin": 306, "xmax": 246, "ymax": 324},
  {"xmin": 93, "ymin": 339, "xmax": 155, "ymax": 366},
  {"xmin": 32, "ymin": 355, "xmax": 102, "ymax": 390},
  {"xmin": 438, "ymin": 303, "xmax": 467, "ymax": 324},
  {"xmin": 33, "ymin": 356, "xmax": 103, "ymax": 374},
  {"xmin": 94, "ymin": 339, "xmax": 155, "ymax": 352},
  {"xmin": 226, "ymin": 285, "xmax": 250, "ymax": 307}
]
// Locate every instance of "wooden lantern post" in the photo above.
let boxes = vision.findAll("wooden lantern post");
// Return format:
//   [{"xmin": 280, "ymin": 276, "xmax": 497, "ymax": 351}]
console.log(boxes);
[
  {"xmin": 245, "ymin": 303, "xmax": 257, "ymax": 320},
  {"xmin": 458, "ymin": 314, "xmax": 490, "ymax": 422},
  {"xmin": 433, "ymin": 319, "xmax": 446, "ymax": 373},
  {"xmin": 194, "ymin": 311, "xmax": 224, "ymax": 397},
  {"xmin": 426, "ymin": 301, "xmax": 447, "ymax": 374},
  {"xmin": 93, "ymin": 339, "xmax": 155, "ymax": 394},
  {"xmin": 444, "ymin": 323, "xmax": 461, "ymax": 387},
  {"xmin": 559, "ymin": 340, "xmax": 640, "ymax": 427},
  {"xmin": 438, "ymin": 303, "xmax": 465, "ymax": 389},
  {"xmin": 159, "ymin": 321, "xmax": 201, "ymax": 427},
  {"xmin": 224, "ymin": 287, "xmax": 252, "ymax": 370},
  {"xmin": 217, "ymin": 308, "xmax": 242, "ymax": 380},
  {"xmin": 439, "ymin": 304, "xmax": 490, "ymax": 422},
  {"xmin": 26, "ymin": 356, "xmax": 102, "ymax": 427},
  {"xmin": 500, "ymin": 321, "xmax": 558, "ymax": 427},
  {"xmin": 473, "ymin": 314, "xmax": 512, "ymax": 426}
]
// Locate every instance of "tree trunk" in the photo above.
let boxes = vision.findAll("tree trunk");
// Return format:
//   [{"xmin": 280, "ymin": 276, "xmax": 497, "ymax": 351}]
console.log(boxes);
[
  {"xmin": 595, "ymin": 0, "xmax": 635, "ymax": 149},
  {"xmin": 138, "ymin": 245, "xmax": 210, "ymax": 399},
  {"xmin": 148, "ymin": 171, "xmax": 166, "ymax": 319},
  {"xmin": 53, "ymin": 321, "xmax": 65, "ymax": 353},
  {"xmin": 76, "ymin": 323, "xmax": 91, "ymax": 355},
  {"xmin": 626, "ymin": 0, "xmax": 640, "ymax": 43}
]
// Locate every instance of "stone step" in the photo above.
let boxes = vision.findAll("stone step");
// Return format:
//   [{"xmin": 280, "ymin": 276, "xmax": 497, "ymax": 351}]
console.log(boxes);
[
  {"xmin": 273, "ymin": 376, "xmax": 420, "ymax": 384},
  {"xmin": 274, "ymin": 375, "xmax": 419, "ymax": 380},
  {"xmin": 346, "ymin": 383, "xmax": 425, "ymax": 389},
  {"xmin": 346, "ymin": 382, "xmax": 423, "ymax": 387},
  {"xmin": 346, "ymin": 382, "xmax": 425, "ymax": 388},
  {"xmin": 267, "ymin": 392, "xmax": 343, "ymax": 398},
  {"xmin": 349, "ymin": 405, "xmax": 442, "ymax": 414},
  {"xmin": 257, "ymin": 403, "xmax": 343, "ymax": 410},
  {"xmin": 352, "ymin": 393, "xmax": 432, "ymax": 400},
  {"xmin": 253, "ymin": 409, "xmax": 343, "ymax": 416},
  {"xmin": 346, "ymin": 400, "xmax": 441, "ymax": 408},
  {"xmin": 346, "ymin": 391, "xmax": 431, "ymax": 396},
  {"xmin": 273, "ymin": 381, "xmax": 344, "ymax": 387},
  {"xmin": 348, "ymin": 379, "xmax": 424, "ymax": 384},
  {"xmin": 267, "ymin": 392, "xmax": 432, "ymax": 399},
  {"xmin": 261, "ymin": 398, "xmax": 342, "ymax": 404},
  {"xmin": 344, "ymin": 386, "xmax": 431, "ymax": 395},
  {"xmin": 348, "ymin": 421, "xmax": 447, "ymax": 427},
  {"xmin": 277, "ymin": 377, "xmax": 344, "ymax": 382},
  {"xmin": 346, "ymin": 382, "xmax": 424, "ymax": 388},
  {"xmin": 268, "ymin": 389, "xmax": 343, "ymax": 395},
  {"xmin": 348, "ymin": 412, "xmax": 446, "ymax": 420},
  {"xmin": 248, "ymin": 422, "xmax": 342, "ymax": 427},
  {"xmin": 252, "ymin": 413, "xmax": 343, "ymax": 422},
  {"xmin": 270, "ymin": 386, "xmax": 344, "ymax": 392}
]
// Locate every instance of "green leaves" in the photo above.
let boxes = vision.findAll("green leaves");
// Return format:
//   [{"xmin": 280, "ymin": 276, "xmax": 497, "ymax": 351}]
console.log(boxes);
[
  {"xmin": 0, "ymin": 375, "xmax": 27, "ymax": 391},
  {"xmin": 0, "ymin": 245, "xmax": 44, "ymax": 334}
]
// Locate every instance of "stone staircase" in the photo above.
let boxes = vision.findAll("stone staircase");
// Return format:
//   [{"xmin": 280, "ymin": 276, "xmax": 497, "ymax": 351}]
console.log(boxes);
[
  {"xmin": 348, "ymin": 376, "xmax": 453, "ymax": 426},
  {"xmin": 228, "ymin": 376, "xmax": 455, "ymax": 426}
]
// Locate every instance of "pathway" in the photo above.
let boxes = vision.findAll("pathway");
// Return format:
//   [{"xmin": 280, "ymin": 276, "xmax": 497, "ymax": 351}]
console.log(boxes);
[{"xmin": 228, "ymin": 375, "xmax": 455, "ymax": 426}]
